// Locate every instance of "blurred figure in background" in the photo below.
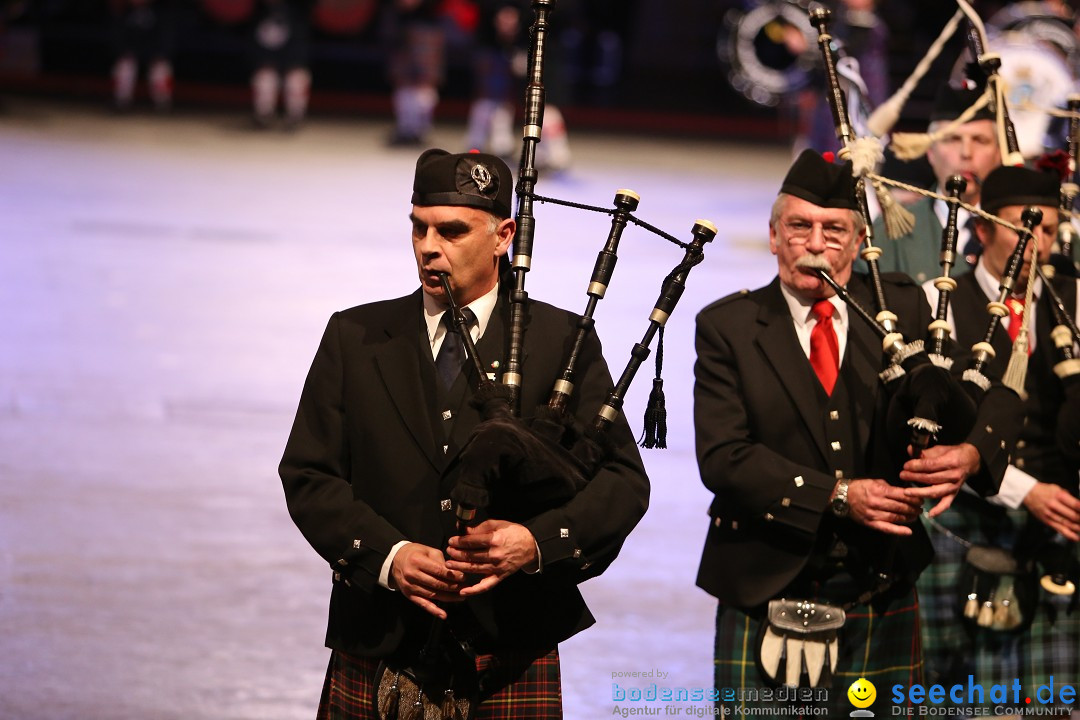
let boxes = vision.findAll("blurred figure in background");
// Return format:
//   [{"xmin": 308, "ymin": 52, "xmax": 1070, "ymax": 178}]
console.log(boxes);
[
  {"xmin": 558, "ymin": 0, "xmax": 633, "ymax": 108},
  {"xmin": 250, "ymin": 0, "xmax": 313, "ymax": 130},
  {"xmin": 464, "ymin": 0, "xmax": 525, "ymax": 159},
  {"xmin": 385, "ymin": 0, "xmax": 446, "ymax": 146},
  {"xmin": 860, "ymin": 81, "xmax": 1001, "ymax": 284},
  {"xmin": 465, "ymin": 0, "xmax": 571, "ymax": 169},
  {"xmin": 110, "ymin": 0, "xmax": 177, "ymax": 112},
  {"xmin": 795, "ymin": 0, "xmax": 888, "ymax": 156}
]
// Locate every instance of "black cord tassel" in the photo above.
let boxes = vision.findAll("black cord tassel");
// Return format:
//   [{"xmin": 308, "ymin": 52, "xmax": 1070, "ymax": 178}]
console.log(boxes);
[{"xmin": 640, "ymin": 326, "xmax": 667, "ymax": 449}]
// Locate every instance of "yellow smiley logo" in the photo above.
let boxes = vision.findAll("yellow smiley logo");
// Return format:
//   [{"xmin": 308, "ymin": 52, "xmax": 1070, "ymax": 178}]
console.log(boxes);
[{"xmin": 847, "ymin": 677, "xmax": 876, "ymax": 708}]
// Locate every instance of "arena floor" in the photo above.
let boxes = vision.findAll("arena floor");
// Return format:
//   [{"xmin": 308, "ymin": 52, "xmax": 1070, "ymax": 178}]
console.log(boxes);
[{"xmin": 0, "ymin": 98, "xmax": 793, "ymax": 720}]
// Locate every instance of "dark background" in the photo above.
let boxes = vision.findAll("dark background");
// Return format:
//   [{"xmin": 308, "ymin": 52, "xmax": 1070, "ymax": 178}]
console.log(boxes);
[{"xmin": 0, "ymin": 1, "xmax": 1034, "ymax": 139}]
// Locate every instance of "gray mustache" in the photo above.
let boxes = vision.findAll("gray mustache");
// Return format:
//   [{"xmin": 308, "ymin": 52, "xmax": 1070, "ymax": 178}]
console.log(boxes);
[{"xmin": 795, "ymin": 254, "xmax": 831, "ymax": 272}]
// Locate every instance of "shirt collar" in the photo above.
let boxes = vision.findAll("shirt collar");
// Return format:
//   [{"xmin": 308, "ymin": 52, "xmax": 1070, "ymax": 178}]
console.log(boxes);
[
  {"xmin": 779, "ymin": 281, "xmax": 848, "ymax": 330},
  {"xmin": 933, "ymin": 197, "xmax": 973, "ymax": 229},
  {"xmin": 423, "ymin": 281, "xmax": 500, "ymax": 345},
  {"xmin": 974, "ymin": 259, "xmax": 1042, "ymax": 303}
]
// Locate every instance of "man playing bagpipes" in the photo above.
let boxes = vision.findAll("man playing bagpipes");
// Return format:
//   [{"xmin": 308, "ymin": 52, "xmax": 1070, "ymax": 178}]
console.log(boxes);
[
  {"xmin": 279, "ymin": 149, "xmax": 649, "ymax": 719},
  {"xmin": 862, "ymin": 80, "xmax": 1002, "ymax": 284},
  {"xmin": 693, "ymin": 150, "xmax": 977, "ymax": 716},
  {"xmin": 905, "ymin": 165, "xmax": 1080, "ymax": 711}
]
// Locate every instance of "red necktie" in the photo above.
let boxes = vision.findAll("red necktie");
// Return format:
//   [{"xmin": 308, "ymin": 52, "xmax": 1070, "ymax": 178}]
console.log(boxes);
[
  {"xmin": 1005, "ymin": 297, "xmax": 1025, "ymax": 344},
  {"xmin": 810, "ymin": 300, "xmax": 839, "ymax": 395}
]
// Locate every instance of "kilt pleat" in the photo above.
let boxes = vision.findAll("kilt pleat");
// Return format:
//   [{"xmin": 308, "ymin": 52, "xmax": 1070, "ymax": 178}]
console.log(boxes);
[{"xmin": 317, "ymin": 646, "xmax": 562, "ymax": 720}]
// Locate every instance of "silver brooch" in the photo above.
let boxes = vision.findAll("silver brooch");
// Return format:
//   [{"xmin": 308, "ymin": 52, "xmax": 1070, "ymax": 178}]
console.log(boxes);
[{"xmin": 471, "ymin": 163, "xmax": 492, "ymax": 193}]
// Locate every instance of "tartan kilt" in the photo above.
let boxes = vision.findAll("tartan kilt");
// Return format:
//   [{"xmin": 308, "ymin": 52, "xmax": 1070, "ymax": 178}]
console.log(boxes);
[
  {"xmin": 713, "ymin": 586, "xmax": 922, "ymax": 716},
  {"xmin": 918, "ymin": 498, "xmax": 1080, "ymax": 709},
  {"xmin": 317, "ymin": 646, "xmax": 562, "ymax": 720}
]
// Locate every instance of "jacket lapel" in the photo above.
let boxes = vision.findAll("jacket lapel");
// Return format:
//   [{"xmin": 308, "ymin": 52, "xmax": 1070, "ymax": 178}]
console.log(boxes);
[
  {"xmin": 755, "ymin": 279, "xmax": 830, "ymax": 464},
  {"xmin": 373, "ymin": 290, "xmax": 443, "ymax": 472},
  {"xmin": 445, "ymin": 291, "xmax": 510, "ymax": 459}
]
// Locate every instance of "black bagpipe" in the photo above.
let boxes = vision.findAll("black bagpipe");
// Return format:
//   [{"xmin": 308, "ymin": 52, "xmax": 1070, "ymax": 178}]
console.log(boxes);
[
  {"xmin": 1040, "ymin": 95, "xmax": 1080, "ymax": 373},
  {"xmin": 808, "ymin": 5, "xmax": 978, "ymax": 461},
  {"xmin": 1033, "ymin": 275, "xmax": 1080, "ymax": 602},
  {"xmin": 1035, "ymin": 105, "xmax": 1080, "ymax": 599},
  {"xmin": 1037, "ymin": 93, "xmax": 1080, "ymax": 368},
  {"xmin": 445, "ymin": 211, "xmax": 717, "ymax": 529},
  {"xmin": 502, "ymin": 0, "xmax": 555, "ymax": 416},
  {"xmin": 445, "ymin": 0, "xmax": 717, "ymax": 531},
  {"xmin": 1052, "ymin": 93, "xmax": 1080, "ymax": 277},
  {"xmin": 949, "ymin": 3, "xmax": 1049, "ymax": 403},
  {"xmin": 957, "ymin": 11, "xmax": 1080, "ymax": 599}
]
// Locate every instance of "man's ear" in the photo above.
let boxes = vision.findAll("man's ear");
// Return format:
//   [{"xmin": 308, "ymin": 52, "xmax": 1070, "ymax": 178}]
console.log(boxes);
[
  {"xmin": 974, "ymin": 219, "xmax": 990, "ymax": 248},
  {"xmin": 495, "ymin": 217, "xmax": 516, "ymax": 257},
  {"xmin": 851, "ymin": 229, "xmax": 866, "ymax": 260}
]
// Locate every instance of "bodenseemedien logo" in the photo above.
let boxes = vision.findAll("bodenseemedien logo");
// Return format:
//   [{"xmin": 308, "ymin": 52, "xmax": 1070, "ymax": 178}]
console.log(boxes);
[{"xmin": 848, "ymin": 677, "xmax": 877, "ymax": 717}]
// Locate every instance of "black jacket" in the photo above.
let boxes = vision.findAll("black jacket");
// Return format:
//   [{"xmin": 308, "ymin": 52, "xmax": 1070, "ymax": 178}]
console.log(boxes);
[{"xmin": 280, "ymin": 287, "xmax": 649, "ymax": 657}]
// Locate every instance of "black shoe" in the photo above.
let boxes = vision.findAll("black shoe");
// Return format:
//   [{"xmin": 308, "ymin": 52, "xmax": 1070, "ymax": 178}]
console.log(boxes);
[
  {"xmin": 282, "ymin": 115, "xmax": 304, "ymax": 133},
  {"xmin": 387, "ymin": 131, "xmax": 423, "ymax": 147},
  {"xmin": 252, "ymin": 113, "xmax": 275, "ymax": 130}
]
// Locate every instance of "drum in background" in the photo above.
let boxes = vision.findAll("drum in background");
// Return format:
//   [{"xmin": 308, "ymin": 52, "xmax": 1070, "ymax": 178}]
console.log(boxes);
[
  {"xmin": 986, "ymin": 3, "xmax": 1078, "ymax": 159},
  {"xmin": 718, "ymin": 0, "xmax": 817, "ymax": 107},
  {"xmin": 993, "ymin": 31, "xmax": 1076, "ymax": 159}
]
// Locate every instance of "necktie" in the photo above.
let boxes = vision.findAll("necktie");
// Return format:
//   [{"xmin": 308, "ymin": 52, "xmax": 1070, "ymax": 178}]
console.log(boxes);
[
  {"xmin": 961, "ymin": 217, "xmax": 982, "ymax": 268},
  {"xmin": 435, "ymin": 308, "xmax": 474, "ymax": 390},
  {"xmin": 1006, "ymin": 297, "xmax": 1025, "ymax": 344},
  {"xmin": 809, "ymin": 299, "xmax": 839, "ymax": 395}
]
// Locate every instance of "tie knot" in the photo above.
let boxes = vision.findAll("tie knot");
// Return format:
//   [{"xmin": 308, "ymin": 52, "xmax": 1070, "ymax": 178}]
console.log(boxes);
[
  {"xmin": 441, "ymin": 307, "xmax": 475, "ymax": 334},
  {"xmin": 812, "ymin": 300, "xmax": 834, "ymax": 322},
  {"xmin": 1007, "ymin": 297, "xmax": 1025, "ymax": 314}
]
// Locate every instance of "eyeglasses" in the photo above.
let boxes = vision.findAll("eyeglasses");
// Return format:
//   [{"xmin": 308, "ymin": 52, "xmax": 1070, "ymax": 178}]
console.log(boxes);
[{"xmin": 780, "ymin": 219, "xmax": 852, "ymax": 250}]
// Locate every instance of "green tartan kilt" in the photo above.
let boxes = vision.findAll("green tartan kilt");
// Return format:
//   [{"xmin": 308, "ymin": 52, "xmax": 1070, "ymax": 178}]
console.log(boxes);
[
  {"xmin": 713, "ymin": 585, "xmax": 923, "ymax": 716},
  {"xmin": 918, "ymin": 497, "xmax": 1080, "ymax": 710}
]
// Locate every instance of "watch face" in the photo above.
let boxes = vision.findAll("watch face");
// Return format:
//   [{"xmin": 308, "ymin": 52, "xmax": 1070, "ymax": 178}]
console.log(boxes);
[{"xmin": 831, "ymin": 487, "xmax": 849, "ymax": 517}]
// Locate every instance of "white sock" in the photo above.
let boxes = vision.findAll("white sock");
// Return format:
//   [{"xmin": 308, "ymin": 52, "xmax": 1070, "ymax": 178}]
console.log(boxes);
[
  {"xmin": 113, "ymin": 56, "xmax": 137, "ymax": 107},
  {"xmin": 148, "ymin": 60, "xmax": 173, "ymax": 109},
  {"xmin": 283, "ymin": 68, "xmax": 311, "ymax": 121},
  {"xmin": 252, "ymin": 68, "xmax": 280, "ymax": 119}
]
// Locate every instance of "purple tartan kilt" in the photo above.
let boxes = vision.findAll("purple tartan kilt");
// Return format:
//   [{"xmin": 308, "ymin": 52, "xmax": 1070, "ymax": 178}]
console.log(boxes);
[{"xmin": 317, "ymin": 646, "xmax": 562, "ymax": 720}]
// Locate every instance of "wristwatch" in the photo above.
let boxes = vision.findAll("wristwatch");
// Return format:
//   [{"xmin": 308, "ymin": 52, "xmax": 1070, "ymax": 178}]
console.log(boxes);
[{"xmin": 831, "ymin": 479, "xmax": 850, "ymax": 518}]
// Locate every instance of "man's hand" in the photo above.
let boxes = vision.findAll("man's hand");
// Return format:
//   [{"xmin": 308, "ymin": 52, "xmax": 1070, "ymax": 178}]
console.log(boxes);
[
  {"xmin": 898, "ymin": 443, "xmax": 981, "ymax": 517},
  {"xmin": 390, "ymin": 543, "xmax": 465, "ymax": 619},
  {"xmin": 845, "ymin": 478, "xmax": 924, "ymax": 535},
  {"xmin": 445, "ymin": 519, "xmax": 538, "ymax": 596},
  {"xmin": 1023, "ymin": 482, "xmax": 1080, "ymax": 541}
]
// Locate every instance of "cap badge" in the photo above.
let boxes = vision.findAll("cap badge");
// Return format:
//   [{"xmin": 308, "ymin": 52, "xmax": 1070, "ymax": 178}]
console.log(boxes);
[{"xmin": 471, "ymin": 163, "xmax": 492, "ymax": 193}]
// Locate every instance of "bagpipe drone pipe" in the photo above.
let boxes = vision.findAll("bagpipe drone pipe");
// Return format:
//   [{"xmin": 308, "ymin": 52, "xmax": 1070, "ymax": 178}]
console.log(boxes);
[
  {"xmin": 808, "ymin": 5, "xmax": 980, "ymax": 465},
  {"xmin": 437, "ymin": 0, "xmax": 718, "ymax": 534},
  {"xmin": 874, "ymin": 0, "xmax": 1080, "ymax": 597}
]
